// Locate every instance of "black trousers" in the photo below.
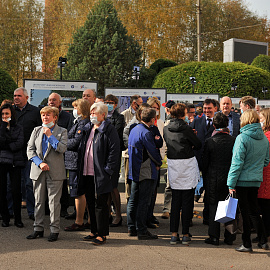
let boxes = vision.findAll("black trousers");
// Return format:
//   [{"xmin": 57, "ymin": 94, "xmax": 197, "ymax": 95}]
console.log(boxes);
[
  {"xmin": 0, "ymin": 164, "xmax": 21, "ymax": 223},
  {"xmin": 83, "ymin": 175, "xmax": 110, "ymax": 236},
  {"xmin": 237, "ymin": 186, "xmax": 267, "ymax": 247},
  {"xmin": 170, "ymin": 188, "xmax": 194, "ymax": 235},
  {"xmin": 258, "ymin": 198, "xmax": 270, "ymax": 238},
  {"xmin": 208, "ymin": 203, "xmax": 236, "ymax": 242}
]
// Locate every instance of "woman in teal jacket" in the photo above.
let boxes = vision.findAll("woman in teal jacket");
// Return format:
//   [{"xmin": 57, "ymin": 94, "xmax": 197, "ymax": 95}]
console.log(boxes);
[{"xmin": 227, "ymin": 109, "xmax": 269, "ymax": 252}]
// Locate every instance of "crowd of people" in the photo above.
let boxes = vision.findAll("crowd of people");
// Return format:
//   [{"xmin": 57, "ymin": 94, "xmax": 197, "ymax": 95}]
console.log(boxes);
[{"xmin": 0, "ymin": 89, "xmax": 269, "ymax": 252}]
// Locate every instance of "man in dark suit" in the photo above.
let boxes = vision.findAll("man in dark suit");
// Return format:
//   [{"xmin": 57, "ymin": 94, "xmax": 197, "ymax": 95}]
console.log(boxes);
[
  {"xmin": 220, "ymin": 96, "xmax": 240, "ymax": 138},
  {"xmin": 48, "ymin": 93, "xmax": 73, "ymax": 217},
  {"xmin": 14, "ymin": 87, "xmax": 42, "ymax": 220},
  {"xmin": 190, "ymin": 99, "xmax": 216, "ymax": 224}
]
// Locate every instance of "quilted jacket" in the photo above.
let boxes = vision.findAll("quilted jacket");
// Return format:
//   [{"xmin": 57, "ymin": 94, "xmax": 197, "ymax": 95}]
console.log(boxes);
[{"xmin": 227, "ymin": 123, "xmax": 269, "ymax": 189}]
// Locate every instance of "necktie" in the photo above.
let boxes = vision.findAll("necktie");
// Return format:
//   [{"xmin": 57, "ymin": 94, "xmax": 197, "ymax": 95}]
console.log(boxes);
[{"xmin": 207, "ymin": 118, "xmax": 212, "ymax": 131}]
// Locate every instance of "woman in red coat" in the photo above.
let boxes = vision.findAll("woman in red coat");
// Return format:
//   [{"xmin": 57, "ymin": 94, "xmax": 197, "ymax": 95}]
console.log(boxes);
[{"xmin": 258, "ymin": 108, "xmax": 270, "ymax": 242}]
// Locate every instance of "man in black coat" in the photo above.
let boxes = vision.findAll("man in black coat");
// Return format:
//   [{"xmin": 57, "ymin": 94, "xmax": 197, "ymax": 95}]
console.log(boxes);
[
  {"xmin": 220, "ymin": 96, "xmax": 240, "ymax": 138},
  {"xmin": 190, "ymin": 99, "xmax": 216, "ymax": 223},
  {"xmin": 48, "ymin": 93, "xmax": 73, "ymax": 217},
  {"xmin": 202, "ymin": 112, "xmax": 236, "ymax": 246},
  {"xmin": 14, "ymin": 87, "xmax": 42, "ymax": 220},
  {"xmin": 104, "ymin": 94, "xmax": 125, "ymax": 226}
]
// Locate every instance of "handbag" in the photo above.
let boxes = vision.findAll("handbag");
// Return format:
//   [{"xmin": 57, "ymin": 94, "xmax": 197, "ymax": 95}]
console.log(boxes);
[
  {"xmin": 214, "ymin": 194, "xmax": 238, "ymax": 223},
  {"xmin": 224, "ymin": 204, "xmax": 243, "ymax": 234}
]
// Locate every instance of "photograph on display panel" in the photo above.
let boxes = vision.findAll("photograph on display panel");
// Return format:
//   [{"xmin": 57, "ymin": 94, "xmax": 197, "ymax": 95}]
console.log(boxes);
[{"xmin": 105, "ymin": 88, "xmax": 167, "ymax": 120}]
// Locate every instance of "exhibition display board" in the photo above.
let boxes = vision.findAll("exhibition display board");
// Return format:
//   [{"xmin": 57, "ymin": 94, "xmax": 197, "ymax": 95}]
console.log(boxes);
[
  {"xmin": 105, "ymin": 88, "xmax": 167, "ymax": 120},
  {"xmin": 24, "ymin": 79, "xmax": 98, "ymax": 108}
]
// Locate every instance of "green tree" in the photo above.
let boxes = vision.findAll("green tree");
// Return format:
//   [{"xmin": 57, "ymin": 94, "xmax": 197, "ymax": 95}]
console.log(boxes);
[
  {"xmin": 150, "ymin": 59, "xmax": 177, "ymax": 74},
  {"xmin": 251, "ymin": 55, "xmax": 270, "ymax": 73},
  {"xmin": 0, "ymin": 68, "xmax": 18, "ymax": 101},
  {"xmin": 62, "ymin": 0, "xmax": 142, "ymax": 95}
]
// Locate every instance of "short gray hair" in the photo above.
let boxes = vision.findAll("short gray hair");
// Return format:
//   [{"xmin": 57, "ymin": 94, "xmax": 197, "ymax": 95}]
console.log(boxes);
[
  {"xmin": 90, "ymin": 103, "xmax": 108, "ymax": 118},
  {"xmin": 49, "ymin": 92, "xmax": 62, "ymax": 102},
  {"xmin": 14, "ymin": 87, "xmax": 28, "ymax": 97}
]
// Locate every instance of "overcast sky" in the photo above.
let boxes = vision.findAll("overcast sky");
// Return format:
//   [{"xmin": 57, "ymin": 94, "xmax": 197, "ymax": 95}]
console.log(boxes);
[{"xmin": 245, "ymin": 0, "xmax": 270, "ymax": 17}]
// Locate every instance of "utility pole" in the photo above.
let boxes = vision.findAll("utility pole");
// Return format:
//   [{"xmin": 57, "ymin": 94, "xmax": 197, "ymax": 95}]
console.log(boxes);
[{"xmin": 197, "ymin": 0, "xmax": 201, "ymax": 62}]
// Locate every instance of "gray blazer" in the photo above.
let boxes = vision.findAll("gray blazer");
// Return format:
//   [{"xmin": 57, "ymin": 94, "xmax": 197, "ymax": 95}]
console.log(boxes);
[{"xmin": 27, "ymin": 124, "xmax": 67, "ymax": 180}]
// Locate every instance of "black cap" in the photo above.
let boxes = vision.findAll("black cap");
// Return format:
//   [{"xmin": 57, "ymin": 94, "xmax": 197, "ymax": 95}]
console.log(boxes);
[{"xmin": 162, "ymin": 100, "xmax": 175, "ymax": 109}]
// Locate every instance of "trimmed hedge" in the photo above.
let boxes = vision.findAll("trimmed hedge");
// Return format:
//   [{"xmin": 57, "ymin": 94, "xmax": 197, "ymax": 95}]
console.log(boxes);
[
  {"xmin": 0, "ymin": 69, "xmax": 18, "ymax": 101},
  {"xmin": 251, "ymin": 55, "xmax": 270, "ymax": 73},
  {"xmin": 152, "ymin": 61, "xmax": 270, "ymax": 99},
  {"xmin": 150, "ymin": 58, "xmax": 178, "ymax": 74}
]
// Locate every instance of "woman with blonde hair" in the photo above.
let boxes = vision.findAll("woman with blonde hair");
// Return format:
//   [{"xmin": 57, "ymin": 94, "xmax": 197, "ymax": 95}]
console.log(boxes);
[
  {"xmin": 64, "ymin": 99, "xmax": 90, "ymax": 230},
  {"xmin": 227, "ymin": 109, "xmax": 269, "ymax": 252},
  {"xmin": 256, "ymin": 108, "xmax": 270, "ymax": 243},
  {"xmin": 26, "ymin": 106, "xmax": 67, "ymax": 241}
]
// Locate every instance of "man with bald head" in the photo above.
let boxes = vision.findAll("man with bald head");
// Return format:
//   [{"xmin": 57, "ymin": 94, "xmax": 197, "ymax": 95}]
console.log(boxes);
[
  {"xmin": 48, "ymin": 93, "xmax": 73, "ymax": 132},
  {"xmin": 82, "ymin": 89, "xmax": 96, "ymax": 106},
  {"xmin": 220, "ymin": 96, "xmax": 240, "ymax": 138}
]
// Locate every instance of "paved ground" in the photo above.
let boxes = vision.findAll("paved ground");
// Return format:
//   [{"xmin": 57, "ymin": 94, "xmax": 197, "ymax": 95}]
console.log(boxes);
[{"xmin": 0, "ymin": 193, "xmax": 269, "ymax": 270}]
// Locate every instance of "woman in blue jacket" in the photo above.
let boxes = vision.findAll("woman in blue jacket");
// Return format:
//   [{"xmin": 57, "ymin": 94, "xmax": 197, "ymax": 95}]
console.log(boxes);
[
  {"xmin": 227, "ymin": 109, "xmax": 269, "ymax": 252},
  {"xmin": 64, "ymin": 99, "xmax": 90, "ymax": 231}
]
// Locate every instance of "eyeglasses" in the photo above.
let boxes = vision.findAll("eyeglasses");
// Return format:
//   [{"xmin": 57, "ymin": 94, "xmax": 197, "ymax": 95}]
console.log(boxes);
[{"xmin": 104, "ymin": 101, "xmax": 115, "ymax": 105}]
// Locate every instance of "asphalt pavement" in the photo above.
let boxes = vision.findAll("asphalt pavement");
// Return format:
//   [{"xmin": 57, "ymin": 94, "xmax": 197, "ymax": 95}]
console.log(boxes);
[{"xmin": 0, "ymin": 193, "xmax": 269, "ymax": 270}]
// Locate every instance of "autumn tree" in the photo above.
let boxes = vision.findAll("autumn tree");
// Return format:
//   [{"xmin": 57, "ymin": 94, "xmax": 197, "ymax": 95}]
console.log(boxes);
[
  {"xmin": 0, "ymin": 0, "xmax": 43, "ymax": 85},
  {"xmin": 62, "ymin": 0, "xmax": 142, "ymax": 95}
]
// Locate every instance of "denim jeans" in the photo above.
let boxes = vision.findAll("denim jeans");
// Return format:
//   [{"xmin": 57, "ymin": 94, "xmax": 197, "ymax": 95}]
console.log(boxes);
[
  {"xmin": 195, "ymin": 176, "xmax": 203, "ymax": 196},
  {"xmin": 22, "ymin": 160, "xmax": 35, "ymax": 216},
  {"xmin": 127, "ymin": 179, "xmax": 155, "ymax": 235}
]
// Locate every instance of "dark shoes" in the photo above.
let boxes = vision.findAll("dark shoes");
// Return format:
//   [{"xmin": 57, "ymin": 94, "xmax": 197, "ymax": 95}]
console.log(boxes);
[
  {"xmin": 92, "ymin": 236, "xmax": 106, "ymax": 245},
  {"xmin": 2, "ymin": 221, "xmax": 9, "ymax": 227},
  {"xmin": 64, "ymin": 223, "xmax": 85, "ymax": 231},
  {"xmin": 26, "ymin": 231, "xmax": 44, "ymax": 239},
  {"xmin": 205, "ymin": 237, "xmax": 219, "ymax": 246},
  {"xmin": 235, "ymin": 244, "xmax": 253, "ymax": 252},
  {"xmin": 110, "ymin": 217, "xmax": 122, "ymax": 227},
  {"xmin": 224, "ymin": 239, "xmax": 233, "ymax": 245},
  {"xmin": 48, "ymin": 233, "xmax": 59, "ymax": 242},
  {"xmin": 147, "ymin": 221, "xmax": 157, "ymax": 229},
  {"xmin": 29, "ymin": 214, "xmax": 35, "ymax": 221},
  {"xmin": 258, "ymin": 242, "xmax": 269, "ymax": 250},
  {"xmin": 128, "ymin": 229, "xmax": 137, "ymax": 237},
  {"xmin": 14, "ymin": 221, "xmax": 24, "ymax": 228},
  {"xmin": 150, "ymin": 216, "xmax": 159, "ymax": 225},
  {"xmin": 138, "ymin": 231, "xmax": 158, "ymax": 240},
  {"xmin": 83, "ymin": 233, "xmax": 98, "ymax": 241},
  {"xmin": 194, "ymin": 195, "xmax": 201, "ymax": 202}
]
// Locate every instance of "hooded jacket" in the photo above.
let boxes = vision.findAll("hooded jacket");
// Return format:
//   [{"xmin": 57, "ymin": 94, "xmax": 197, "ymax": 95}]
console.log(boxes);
[
  {"xmin": 227, "ymin": 123, "xmax": 269, "ymax": 189},
  {"xmin": 163, "ymin": 118, "xmax": 202, "ymax": 159}
]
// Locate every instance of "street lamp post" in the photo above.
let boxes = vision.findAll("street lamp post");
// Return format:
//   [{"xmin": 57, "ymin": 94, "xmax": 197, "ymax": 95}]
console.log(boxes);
[
  {"xmin": 190, "ymin": 77, "xmax": 196, "ymax": 93},
  {"xmin": 231, "ymin": 83, "xmax": 237, "ymax": 97},
  {"xmin": 262, "ymin": 87, "xmax": 268, "ymax": 99},
  {"xmin": 133, "ymin": 66, "xmax": 140, "ymax": 88},
  {"xmin": 57, "ymin": 57, "xmax": 67, "ymax": 80}
]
